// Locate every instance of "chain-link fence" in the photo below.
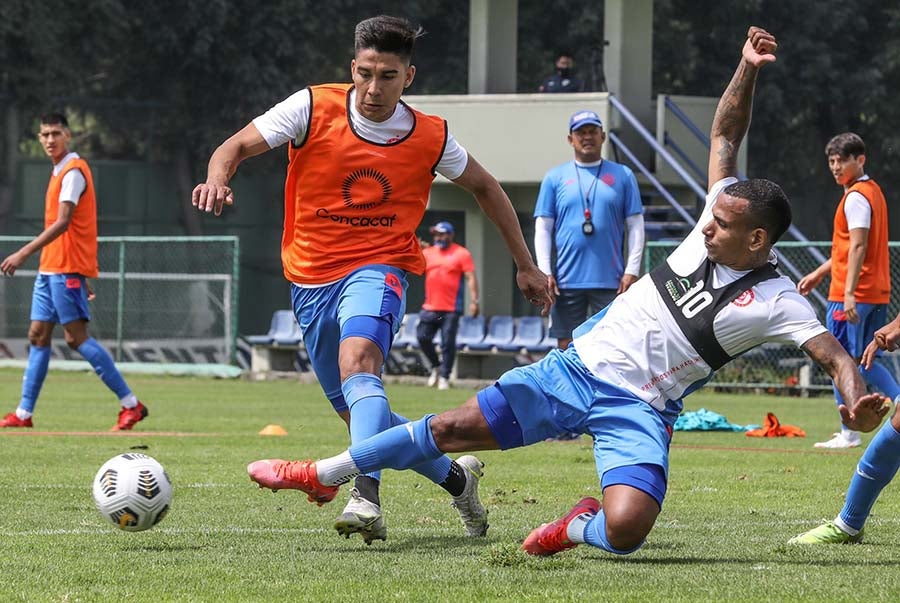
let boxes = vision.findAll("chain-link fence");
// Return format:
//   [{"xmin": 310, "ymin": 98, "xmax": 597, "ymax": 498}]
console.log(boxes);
[
  {"xmin": 643, "ymin": 241, "xmax": 900, "ymax": 393},
  {"xmin": 0, "ymin": 236, "xmax": 239, "ymax": 364}
]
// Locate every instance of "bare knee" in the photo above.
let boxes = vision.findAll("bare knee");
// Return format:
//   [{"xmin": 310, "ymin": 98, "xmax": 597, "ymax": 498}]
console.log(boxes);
[
  {"xmin": 338, "ymin": 337, "xmax": 383, "ymax": 380},
  {"xmin": 28, "ymin": 322, "xmax": 53, "ymax": 347},
  {"xmin": 428, "ymin": 398, "xmax": 497, "ymax": 453},
  {"xmin": 602, "ymin": 487, "xmax": 660, "ymax": 551}
]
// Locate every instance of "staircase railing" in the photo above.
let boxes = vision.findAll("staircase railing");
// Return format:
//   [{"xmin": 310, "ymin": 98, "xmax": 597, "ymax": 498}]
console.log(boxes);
[
  {"xmin": 662, "ymin": 96, "xmax": 829, "ymax": 264},
  {"xmin": 608, "ymin": 94, "xmax": 827, "ymax": 308}
]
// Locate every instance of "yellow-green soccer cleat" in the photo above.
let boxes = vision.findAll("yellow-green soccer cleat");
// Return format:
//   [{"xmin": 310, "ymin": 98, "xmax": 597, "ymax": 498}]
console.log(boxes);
[{"xmin": 788, "ymin": 521, "xmax": 863, "ymax": 545}]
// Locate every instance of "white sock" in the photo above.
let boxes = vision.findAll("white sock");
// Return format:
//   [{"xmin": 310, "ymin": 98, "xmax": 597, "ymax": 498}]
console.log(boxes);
[
  {"xmin": 120, "ymin": 394, "xmax": 138, "ymax": 409},
  {"xmin": 565, "ymin": 512, "xmax": 594, "ymax": 544},
  {"xmin": 15, "ymin": 408, "xmax": 32, "ymax": 420},
  {"xmin": 833, "ymin": 515, "xmax": 860, "ymax": 536},
  {"xmin": 316, "ymin": 451, "xmax": 360, "ymax": 486}
]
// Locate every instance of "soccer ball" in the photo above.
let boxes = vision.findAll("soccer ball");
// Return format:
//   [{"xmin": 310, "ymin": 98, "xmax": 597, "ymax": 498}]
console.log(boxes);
[{"xmin": 92, "ymin": 453, "xmax": 172, "ymax": 532}]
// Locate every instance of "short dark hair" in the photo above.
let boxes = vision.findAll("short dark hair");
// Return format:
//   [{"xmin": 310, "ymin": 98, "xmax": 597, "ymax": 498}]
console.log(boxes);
[
  {"xmin": 825, "ymin": 132, "xmax": 866, "ymax": 159},
  {"xmin": 557, "ymin": 50, "xmax": 574, "ymax": 60},
  {"xmin": 723, "ymin": 178, "xmax": 792, "ymax": 244},
  {"xmin": 40, "ymin": 112, "xmax": 69, "ymax": 128},
  {"xmin": 354, "ymin": 15, "xmax": 421, "ymax": 62}
]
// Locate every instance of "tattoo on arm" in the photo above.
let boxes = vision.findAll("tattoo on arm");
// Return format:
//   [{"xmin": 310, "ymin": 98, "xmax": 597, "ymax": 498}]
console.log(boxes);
[{"xmin": 710, "ymin": 61, "xmax": 758, "ymax": 180}]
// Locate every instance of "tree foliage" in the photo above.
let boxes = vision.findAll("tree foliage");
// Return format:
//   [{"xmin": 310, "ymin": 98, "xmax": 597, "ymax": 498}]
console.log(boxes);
[
  {"xmin": 2, "ymin": 0, "xmax": 899, "ymax": 239},
  {"xmin": 654, "ymin": 0, "xmax": 900, "ymax": 238}
]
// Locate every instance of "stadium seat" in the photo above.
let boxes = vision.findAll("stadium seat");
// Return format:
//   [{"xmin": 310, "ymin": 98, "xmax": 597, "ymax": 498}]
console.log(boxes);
[
  {"xmin": 467, "ymin": 315, "xmax": 514, "ymax": 351},
  {"xmin": 456, "ymin": 315, "xmax": 486, "ymax": 349},
  {"xmin": 272, "ymin": 316, "xmax": 303, "ymax": 346},
  {"xmin": 498, "ymin": 316, "xmax": 545, "ymax": 352},
  {"xmin": 392, "ymin": 313, "xmax": 420, "ymax": 350},
  {"xmin": 533, "ymin": 326, "xmax": 557, "ymax": 352},
  {"xmin": 245, "ymin": 310, "xmax": 297, "ymax": 345}
]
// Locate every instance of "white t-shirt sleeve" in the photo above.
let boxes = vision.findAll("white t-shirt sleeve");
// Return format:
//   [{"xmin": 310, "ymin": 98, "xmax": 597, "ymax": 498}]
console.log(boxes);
[
  {"xmin": 534, "ymin": 216, "xmax": 555, "ymax": 274},
  {"xmin": 252, "ymin": 88, "xmax": 312, "ymax": 149},
  {"xmin": 763, "ymin": 288, "xmax": 828, "ymax": 347},
  {"xmin": 844, "ymin": 191, "xmax": 872, "ymax": 230},
  {"xmin": 436, "ymin": 133, "xmax": 468, "ymax": 180},
  {"xmin": 58, "ymin": 169, "xmax": 86, "ymax": 205},
  {"xmin": 624, "ymin": 213, "xmax": 645, "ymax": 276}
]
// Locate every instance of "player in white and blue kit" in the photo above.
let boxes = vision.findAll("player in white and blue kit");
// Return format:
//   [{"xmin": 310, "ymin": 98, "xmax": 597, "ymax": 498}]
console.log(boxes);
[{"xmin": 247, "ymin": 26, "xmax": 889, "ymax": 555}]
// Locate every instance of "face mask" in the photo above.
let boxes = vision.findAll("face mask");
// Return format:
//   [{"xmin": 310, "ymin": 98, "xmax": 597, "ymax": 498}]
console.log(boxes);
[
  {"xmin": 558, "ymin": 67, "xmax": 572, "ymax": 78},
  {"xmin": 435, "ymin": 239, "xmax": 450, "ymax": 249}
]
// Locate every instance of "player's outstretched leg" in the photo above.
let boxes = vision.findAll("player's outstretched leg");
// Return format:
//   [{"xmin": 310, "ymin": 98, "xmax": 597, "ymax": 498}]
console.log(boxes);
[
  {"xmin": 522, "ymin": 497, "xmax": 600, "ymax": 556},
  {"xmin": 247, "ymin": 459, "xmax": 340, "ymax": 506}
]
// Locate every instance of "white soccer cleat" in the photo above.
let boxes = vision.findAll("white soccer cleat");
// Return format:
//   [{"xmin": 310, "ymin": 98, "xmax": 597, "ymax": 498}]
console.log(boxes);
[
  {"xmin": 426, "ymin": 368, "xmax": 440, "ymax": 388},
  {"xmin": 333, "ymin": 488, "xmax": 387, "ymax": 545},
  {"xmin": 438, "ymin": 377, "xmax": 450, "ymax": 391},
  {"xmin": 814, "ymin": 430, "xmax": 861, "ymax": 449},
  {"xmin": 451, "ymin": 455, "xmax": 489, "ymax": 537}
]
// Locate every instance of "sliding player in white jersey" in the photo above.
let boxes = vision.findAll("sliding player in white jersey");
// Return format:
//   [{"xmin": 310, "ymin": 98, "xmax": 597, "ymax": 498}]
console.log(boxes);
[{"xmin": 247, "ymin": 26, "xmax": 889, "ymax": 556}]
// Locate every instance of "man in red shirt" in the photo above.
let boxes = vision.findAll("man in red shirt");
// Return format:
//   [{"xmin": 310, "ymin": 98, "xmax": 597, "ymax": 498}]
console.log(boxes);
[{"xmin": 417, "ymin": 221, "xmax": 479, "ymax": 390}]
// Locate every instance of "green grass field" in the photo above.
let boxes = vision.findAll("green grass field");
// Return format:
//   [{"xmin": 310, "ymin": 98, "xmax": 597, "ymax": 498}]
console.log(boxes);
[{"xmin": 1, "ymin": 368, "xmax": 898, "ymax": 602}]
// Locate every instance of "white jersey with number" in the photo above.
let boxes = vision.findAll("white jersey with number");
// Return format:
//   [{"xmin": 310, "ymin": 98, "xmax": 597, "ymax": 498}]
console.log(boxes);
[{"xmin": 573, "ymin": 177, "xmax": 826, "ymax": 412}]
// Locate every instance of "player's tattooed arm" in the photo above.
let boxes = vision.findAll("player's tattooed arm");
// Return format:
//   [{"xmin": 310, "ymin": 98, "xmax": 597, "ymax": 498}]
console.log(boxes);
[{"xmin": 708, "ymin": 26, "xmax": 777, "ymax": 184}]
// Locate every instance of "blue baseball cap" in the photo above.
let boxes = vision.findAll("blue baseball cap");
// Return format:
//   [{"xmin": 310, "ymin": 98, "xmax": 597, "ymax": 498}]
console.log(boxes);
[
  {"xmin": 569, "ymin": 110, "xmax": 603, "ymax": 132},
  {"xmin": 430, "ymin": 221, "xmax": 454, "ymax": 234}
]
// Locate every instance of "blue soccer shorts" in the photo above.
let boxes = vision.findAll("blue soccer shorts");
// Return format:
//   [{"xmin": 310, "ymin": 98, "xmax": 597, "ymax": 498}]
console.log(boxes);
[
  {"xmin": 476, "ymin": 346, "xmax": 671, "ymax": 505},
  {"xmin": 30, "ymin": 274, "xmax": 91, "ymax": 325},
  {"xmin": 826, "ymin": 301, "xmax": 888, "ymax": 358},
  {"xmin": 291, "ymin": 265, "xmax": 407, "ymax": 408}
]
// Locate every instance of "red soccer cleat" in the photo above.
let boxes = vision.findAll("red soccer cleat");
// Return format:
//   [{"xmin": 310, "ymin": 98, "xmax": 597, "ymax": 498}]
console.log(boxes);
[
  {"xmin": 0, "ymin": 412, "xmax": 33, "ymax": 428},
  {"xmin": 522, "ymin": 496, "xmax": 600, "ymax": 556},
  {"xmin": 111, "ymin": 402, "xmax": 148, "ymax": 431},
  {"xmin": 247, "ymin": 459, "xmax": 339, "ymax": 506}
]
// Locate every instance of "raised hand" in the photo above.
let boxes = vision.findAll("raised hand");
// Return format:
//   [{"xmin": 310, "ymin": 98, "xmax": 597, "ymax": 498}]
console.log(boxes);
[{"xmin": 743, "ymin": 26, "xmax": 778, "ymax": 68}]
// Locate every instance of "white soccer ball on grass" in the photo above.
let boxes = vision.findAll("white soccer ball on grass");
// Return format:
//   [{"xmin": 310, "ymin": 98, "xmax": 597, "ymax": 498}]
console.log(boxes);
[{"xmin": 92, "ymin": 453, "xmax": 173, "ymax": 532}]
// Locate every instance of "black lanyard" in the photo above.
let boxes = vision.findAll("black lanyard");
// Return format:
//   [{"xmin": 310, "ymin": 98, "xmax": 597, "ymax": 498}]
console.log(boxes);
[{"xmin": 574, "ymin": 161, "xmax": 602, "ymax": 235}]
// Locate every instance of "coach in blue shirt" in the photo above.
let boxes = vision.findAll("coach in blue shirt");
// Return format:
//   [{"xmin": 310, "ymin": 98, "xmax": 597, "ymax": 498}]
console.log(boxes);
[{"xmin": 534, "ymin": 110, "xmax": 645, "ymax": 349}]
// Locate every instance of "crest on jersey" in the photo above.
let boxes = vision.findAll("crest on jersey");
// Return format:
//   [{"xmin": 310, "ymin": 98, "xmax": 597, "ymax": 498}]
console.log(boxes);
[
  {"xmin": 342, "ymin": 168, "xmax": 392, "ymax": 210},
  {"xmin": 731, "ymin": 290, "xmax": 755, "ymax": 307}
]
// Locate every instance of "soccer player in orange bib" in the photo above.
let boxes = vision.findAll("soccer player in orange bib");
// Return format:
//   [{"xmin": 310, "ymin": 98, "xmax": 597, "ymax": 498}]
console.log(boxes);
[
  {"xmin": 0, "ymin": 113, "xmax": 147, "ymax": 431},
  {"xmin": 193, "ymin": 15, "xmax": 551, "ymax": 544},
  {"xmin": 798, "ymin": 133, "xmax": 900, "ymax": 449}
]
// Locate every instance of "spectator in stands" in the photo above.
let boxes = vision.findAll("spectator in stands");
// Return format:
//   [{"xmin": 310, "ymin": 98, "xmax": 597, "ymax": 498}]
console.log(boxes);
[
  {"xmin": 247, "ymin": 27, "xmax": 889, "ymax": 558},
  {"xmin": 193, "ymin": 15, "xmax": 551, "ymax": 545},
  {"xmin": 417, "ymin": 221, "xmax": 479, "ymax": 391},
  {"xmin": 534, "ymin": 109, "xmax": 645, "ymax": 351},
  {"xmin": 0, "ymin": 112, "xmax": 147, "ymax": 431},
  {"xmin": 789, "ymin": 313, "xmax": 900, "ymax": 544},
  {"xmin": 797, "ymin": 132, "xmax": 900, "ymax": 449},
  {"xmin": 538, "ymin": 51, "xmax": 584, "ymax": 93}
]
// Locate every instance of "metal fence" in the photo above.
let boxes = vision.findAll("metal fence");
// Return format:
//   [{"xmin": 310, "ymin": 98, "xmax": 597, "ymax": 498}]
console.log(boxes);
[
  {"xmin": 643, "ymin": 241, "xmax": 900, "ymax": 393},
  {"xmin": 0, "ymin": 236, "xmax": 240, "ymax": 364}
]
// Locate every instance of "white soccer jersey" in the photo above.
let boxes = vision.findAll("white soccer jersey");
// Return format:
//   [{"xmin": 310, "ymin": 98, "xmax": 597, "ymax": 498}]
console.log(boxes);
[
  {"xmin": 573, "ymin": 177, "xmax": 827, "ymax": 412},
  {"xmin": 252, "ymin": 87, "xmax": 469, "ymax": 180}
]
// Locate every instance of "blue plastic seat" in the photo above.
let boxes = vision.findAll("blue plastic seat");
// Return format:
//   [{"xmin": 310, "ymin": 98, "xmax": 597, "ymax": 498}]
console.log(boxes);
[
  {"xmin": 499, "ymin": 316, "xmax": 546, "ymax": 352},
  {"xmin": 456, "ymin": 315, "xmax": 486, "ymax": 349},
  {"xmin": 245, "ymin": 310, "xmax": 297, "ymax": 345},
  {"xmin": 273, "ymin": 316, "xmax": 303, "ymax": 346},
  {"xmin": 532, "ymin": 327, "xmax": 557, "ymax": 353},
  {"xmin": 467, "ymin": 315, "xmax": 514, "ymax": 351},
  {"xmin": 392, "ymin": 313, "xmax": 420, "ymax": 349}
]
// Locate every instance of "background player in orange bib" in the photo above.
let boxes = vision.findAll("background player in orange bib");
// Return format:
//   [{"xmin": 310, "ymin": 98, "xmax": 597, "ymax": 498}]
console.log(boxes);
[
  {"xmin": 798, "ymin": 132, "xmax": 900, "ymax": 448},
  {"xmin": 0, "ymin": 113, "xmax": 147, "ymax": 431}
]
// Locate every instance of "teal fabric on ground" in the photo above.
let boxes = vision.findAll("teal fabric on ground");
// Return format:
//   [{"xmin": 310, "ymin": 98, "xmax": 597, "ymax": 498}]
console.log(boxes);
[{"xmin": 674, "ymin": 408, "xmax": 759, "ymax": 432}]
